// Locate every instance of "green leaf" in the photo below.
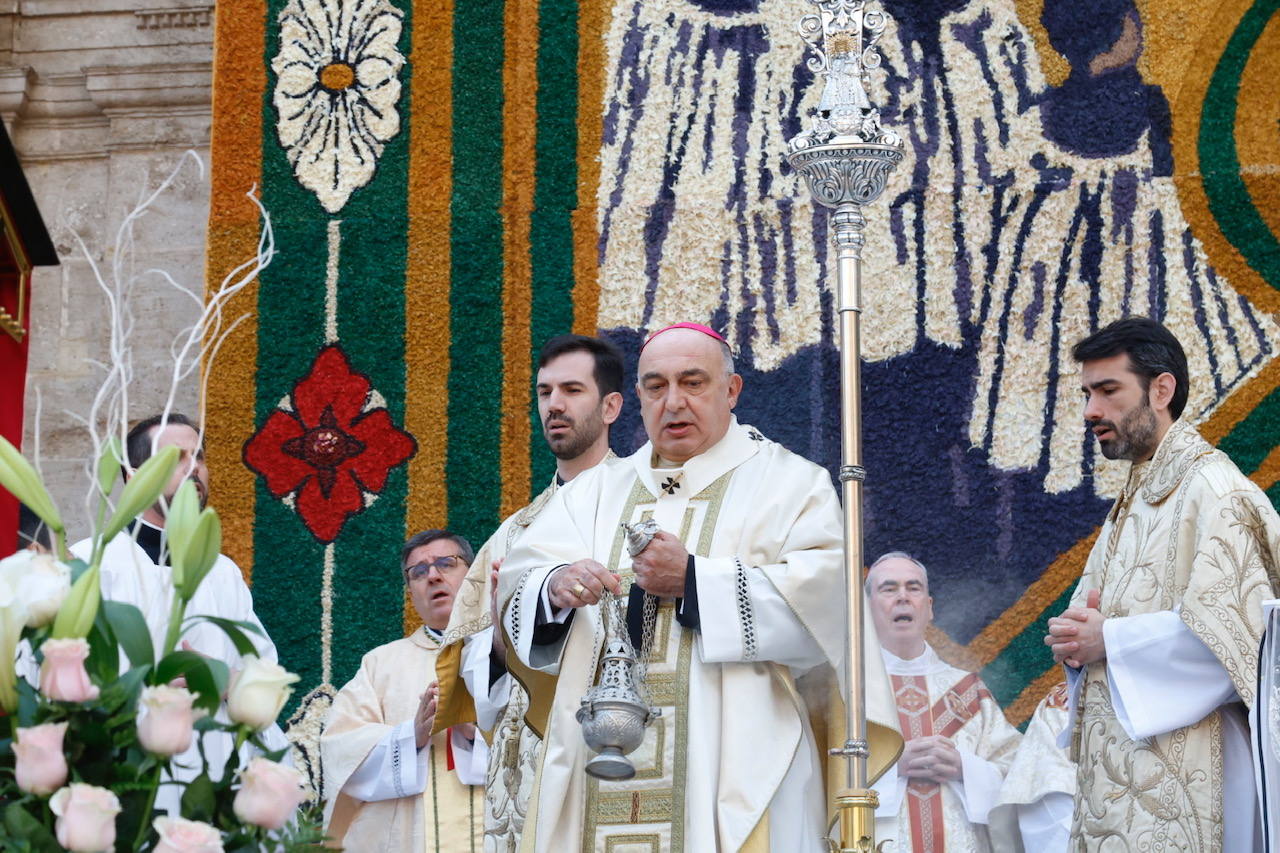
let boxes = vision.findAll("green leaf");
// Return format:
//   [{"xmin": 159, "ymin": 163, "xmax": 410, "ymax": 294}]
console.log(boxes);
[
  {"xmin": 0, "ymin": 435, "xmax": 64, "ymax": 538},
  {"xmin": 85, "ymin": 610, "xmax": 118, "ymax": 684},
  {"xmin": 100, "ymin": 444, "xmax": 179, "ymax": 545},
  {"xmin": 98, "ymin": 665, "xmax": 151, "ymax": 716},
  {"xmin": 95, "ymin": 436, "xmax": 124, "ymax": 497},
  {"xmin": 3, "ymin": 803, "xmax": 59, "ymax": 853},
  {"xmin": 154, "ymin": 652, "xmax": 228, "ymax": 713},
  {"xmin": 181, "ymin": 772, "xmax": 216, "ymax": 822},
  {"xmin": 178, "ymin": 510, "xmax": 222, "ymax": 601},
  {"xmin": 186, "ymin": 615, "xmax": 260, "ymax": 657},
  {"xmin": 101, "ymin": 600, "xmax": 154, "ymax": 670}
]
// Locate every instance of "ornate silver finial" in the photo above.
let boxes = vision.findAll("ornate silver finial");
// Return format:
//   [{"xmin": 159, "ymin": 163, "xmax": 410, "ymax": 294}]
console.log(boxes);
[
  {"xmin": 789, "ymin": 0, "xmax": 901, "ymax": 152},
  {"xmin": 786, "ymin": 0, "xmax": 905, "ymax": 211}
]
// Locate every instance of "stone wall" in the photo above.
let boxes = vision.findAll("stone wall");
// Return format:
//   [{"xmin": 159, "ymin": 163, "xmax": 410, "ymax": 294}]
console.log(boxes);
[{"xmin": 7, "ymin": 0, "xmax": 213, "ymax": 536}]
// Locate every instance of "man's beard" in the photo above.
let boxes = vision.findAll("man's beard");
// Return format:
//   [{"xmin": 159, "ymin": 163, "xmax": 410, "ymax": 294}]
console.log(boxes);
[
  {"xmin": 543, "ymin": 407, "xmax": 605, "ymax": 461},
  {"xmin": 1092, "ymin": 396, "xmax": 1159, "ymax": 461}
]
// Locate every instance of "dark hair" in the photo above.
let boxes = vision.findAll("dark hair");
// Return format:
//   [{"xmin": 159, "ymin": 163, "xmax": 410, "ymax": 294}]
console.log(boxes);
[
  {"xmin": 1071, "ymin": 317, "xmax": 1189, "ymax": 419},
  {"xmin": 17, "ymin": 504, "xmax": 52, "ymax": 551},
  {"xmin": 125, "ymin": 413, "xmax": 198, "ymax": 473},
  {"xmin": 401, "ymin": 529, "xmax": 474, "ymax": 572},
  {"xmin": 537, "ymin": 334, "xmax": 624, "ymax": 398}
]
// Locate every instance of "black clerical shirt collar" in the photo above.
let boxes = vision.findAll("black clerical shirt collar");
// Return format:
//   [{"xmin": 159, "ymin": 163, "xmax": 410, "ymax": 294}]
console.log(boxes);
[{"xmin": 129, "ymin": 519, "xmax": 168, "ymax": 566}]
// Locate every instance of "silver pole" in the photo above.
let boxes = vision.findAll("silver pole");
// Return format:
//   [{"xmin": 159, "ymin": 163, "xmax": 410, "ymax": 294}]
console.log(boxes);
[{"xmin": 785, "ymin": 3, "xmax": 904, "ymax": 849}]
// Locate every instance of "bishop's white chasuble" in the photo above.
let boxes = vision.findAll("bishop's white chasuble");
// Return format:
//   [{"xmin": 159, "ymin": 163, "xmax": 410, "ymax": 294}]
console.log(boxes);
[
  {"xmin": 498, "ymin": 419, "xmax": 902, "ymax": 853},
  {"xmin": 874, "ymin": 646, "xmax": 1021, "ymax": 853}
]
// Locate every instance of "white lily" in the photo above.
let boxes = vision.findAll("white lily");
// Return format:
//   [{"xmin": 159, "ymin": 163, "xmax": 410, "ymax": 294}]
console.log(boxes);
[{"xmin": 0, "ymin": 574, "xmax": 30, "ymax": 712}]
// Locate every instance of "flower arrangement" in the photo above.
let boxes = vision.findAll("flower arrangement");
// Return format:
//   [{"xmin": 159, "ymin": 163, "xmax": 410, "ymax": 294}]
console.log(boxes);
[
  {"xmin": 0, "ymin": 438, "xmax": 322, "ymax": 851},
  {"xmin": 0, "ymin": 155, "xmax": 324, "ymax": 851}
]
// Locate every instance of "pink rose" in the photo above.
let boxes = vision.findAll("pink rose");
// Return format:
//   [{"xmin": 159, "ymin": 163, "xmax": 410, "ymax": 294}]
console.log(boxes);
[
  {"xmin": 137, "ymin": 685, "xmax": 204, "ymax": 756},
  {"xmin": 232, "ymin": 757, "xmax": 307, "ymax": 830},
  {"xmin": 49, "ymin": 783, "xmax": 121, "ymax": 852},
  {"xmin": 153, "ymin": 816, "xmax": 224, "ymax": 853},
  {"xmin": 13, "ymin": 722, "xmax": 68, "ymax": 795},
  {"xmin": 39, "ymin": 637, "xmax": 100, "ymax": 703}
]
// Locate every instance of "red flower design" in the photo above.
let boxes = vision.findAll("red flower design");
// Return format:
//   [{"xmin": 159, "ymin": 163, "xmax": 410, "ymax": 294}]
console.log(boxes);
[{"xmin": 243, "ymin": 345, "xmax": 417, "ymax": 542}]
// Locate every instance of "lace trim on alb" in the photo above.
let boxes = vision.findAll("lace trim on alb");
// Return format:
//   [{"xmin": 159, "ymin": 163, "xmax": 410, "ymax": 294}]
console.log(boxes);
[
  {"xmin": 734, "ymin": 559, "xmax": 758, "ymax": 661},
  {"xmin": 391, "ymin": 735, "xmax": 406, "ymax": 799}
]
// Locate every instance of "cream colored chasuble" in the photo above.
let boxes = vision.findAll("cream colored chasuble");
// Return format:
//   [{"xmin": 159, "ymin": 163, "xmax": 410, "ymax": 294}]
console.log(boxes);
[
  {"xmin": 1067, "ymin": 419, "xmax": 1280, "ymax": 851},
  {"xmin": 322, "ymin": 630, "xmax": 482, "ymax": 852},
  {"xmin": 499, "ymin": 419, "xmax": 902, "ymax": 853}
]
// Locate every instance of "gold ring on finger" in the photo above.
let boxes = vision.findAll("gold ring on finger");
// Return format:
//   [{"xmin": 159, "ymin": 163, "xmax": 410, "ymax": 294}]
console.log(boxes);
[{"xmin": 571, "ymin": 582, "xmax": 587, "ymax": 598}]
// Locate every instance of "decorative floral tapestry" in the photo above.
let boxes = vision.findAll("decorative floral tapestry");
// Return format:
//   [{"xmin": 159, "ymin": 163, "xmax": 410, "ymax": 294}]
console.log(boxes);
[{"xmin": 206, "ymin": 0, "xmax": 1280, "ymax": 727}]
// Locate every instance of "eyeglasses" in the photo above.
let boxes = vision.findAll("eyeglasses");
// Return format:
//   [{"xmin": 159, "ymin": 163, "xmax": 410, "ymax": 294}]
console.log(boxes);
[{"xmin": 404, "ymin": 555, "xmax": 468, "ymax": 582}]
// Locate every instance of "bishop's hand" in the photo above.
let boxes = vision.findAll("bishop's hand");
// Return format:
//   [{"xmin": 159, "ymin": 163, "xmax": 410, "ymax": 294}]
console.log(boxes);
[
  {"xmin": 631, "ymin": 531, "xmax": 688, "ymax": 598},
  {"xmin": 548, "ymin": 559, "xmax": 622, "ymax": 609}
]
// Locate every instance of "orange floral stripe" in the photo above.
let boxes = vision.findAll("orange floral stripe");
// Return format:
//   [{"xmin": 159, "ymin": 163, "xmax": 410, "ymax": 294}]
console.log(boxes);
[
  {"xmin": 1234, "ymin": 11, "xmax": 1280, "ymax": 280},
  {"xmin": 1170, "ymin": 0, "xmax": 1280, "ymax": 315},
  {"xmin": 572, "ymin": 0, "xmax": 605, "ymax": 335},
  {"xmin": 403, "ymin": 0, "xmax": 455, "ymax": 635},
  {"xmin": 1006, "ymin": 665, "xmax": 1064, "ymax": 728},
  {"xmin": 500, "ymin": 0, "xmax": 539, "ymax": 519},
  {"xmin": 961, "ymin": 530, "xmax": 1099, "ymax": 668},
  {"xmin": 204, "ymin": 0, "xmax": 266, "ymax": 583}
]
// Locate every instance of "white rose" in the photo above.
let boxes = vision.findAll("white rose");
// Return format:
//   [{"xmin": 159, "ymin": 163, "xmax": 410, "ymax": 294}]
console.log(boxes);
[
  {"xmin": 0, "ymin": 550, "xmax": 71, "ymax": 628},
  {"xmin": 225, "ymin": 656, "xmax": 299, "ymax": 732}
]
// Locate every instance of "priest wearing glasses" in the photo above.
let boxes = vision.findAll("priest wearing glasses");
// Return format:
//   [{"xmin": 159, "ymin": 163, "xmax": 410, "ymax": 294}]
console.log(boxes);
[{"xmin": 322, "ymin": 530, "xmax": 508, "ymax": 851}]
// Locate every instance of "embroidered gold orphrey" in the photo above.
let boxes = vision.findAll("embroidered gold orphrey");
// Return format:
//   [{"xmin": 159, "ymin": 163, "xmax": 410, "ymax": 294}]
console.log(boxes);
[{"xmin": 580, "ymin": 471, "xmax": 732, "ymax": 852}]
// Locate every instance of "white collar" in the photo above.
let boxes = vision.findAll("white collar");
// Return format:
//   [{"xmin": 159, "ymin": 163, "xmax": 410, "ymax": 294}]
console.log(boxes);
[
  {"xmin": 628, "ymin": 416, "xmax": 763, "ymax": 498},
  {"xmin": 880, "ymin": 643, "xmax": 943, "ymax": 675}
]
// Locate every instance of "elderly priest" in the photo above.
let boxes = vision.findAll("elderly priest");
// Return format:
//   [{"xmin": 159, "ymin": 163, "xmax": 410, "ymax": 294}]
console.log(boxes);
[
  {"xmin": 867, "ymin": 552, "xmax": 1022, "ymax": 852},
  {"xmin": 497, "ymin": 322, "xmax": 901, "ymax": 852}
]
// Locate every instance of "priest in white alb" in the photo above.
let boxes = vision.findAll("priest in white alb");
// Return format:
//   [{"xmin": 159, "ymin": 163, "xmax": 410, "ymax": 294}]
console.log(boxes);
[
  {"xmin": 498, "ymin": 323, "xmax": 902, "ymax": 852},
  {"xmin": 322, "ymin": 530, "xmax": 503, "ymax": 851},
  {"xmin": 868, "ymin": 552, "xmax": 1022, "ymax": 852},
  {"xmin": 1046, "ymin": 317, "xmax": 1280, "ymax": 851},
  {"xmin": 69, "ymin": 413, "xmax": 287, "ymax": 815}
]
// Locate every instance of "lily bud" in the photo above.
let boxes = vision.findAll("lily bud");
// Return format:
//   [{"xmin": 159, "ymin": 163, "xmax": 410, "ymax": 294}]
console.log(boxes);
[
  {"xmin": 0, "ymin": 575, "xmax": 27, "ymax": 712},
  {"xmin": 165, "ymin": 479, "xmax": 201, "ymax": 589},
  {"xmin": 177, "ymin": 510, "xmax": 222, "ymax": 601},
  {"xmin": 94, "ymin": 436, "xmax": 124, "ymax": 498},
  {"xmin": 0, "ymin": 435, "xmax": 64, "ymax": 541},
  {"xmin": 50, "ymin": 564, "xmax": 101, "ymax": 640},
  {"xmin": 99, "ymin": 445, "xmax": 179, "ymax": 546}
]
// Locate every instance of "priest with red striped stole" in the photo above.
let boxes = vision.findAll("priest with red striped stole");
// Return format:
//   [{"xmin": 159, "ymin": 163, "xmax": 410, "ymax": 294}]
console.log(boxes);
[{"xmin": 868, "ymin": 552, "xmax": 1022, "ymax": 853}]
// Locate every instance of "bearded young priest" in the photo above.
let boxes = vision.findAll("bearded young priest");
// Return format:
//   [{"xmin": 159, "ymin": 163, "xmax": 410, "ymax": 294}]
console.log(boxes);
[
  {"xmin": 497, "ymin": 323, "xmax": 902, "ymax": 852},
  {"xmin": 1047, "ymin": 317, "xmax": 1280, "ymax": 851}
]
